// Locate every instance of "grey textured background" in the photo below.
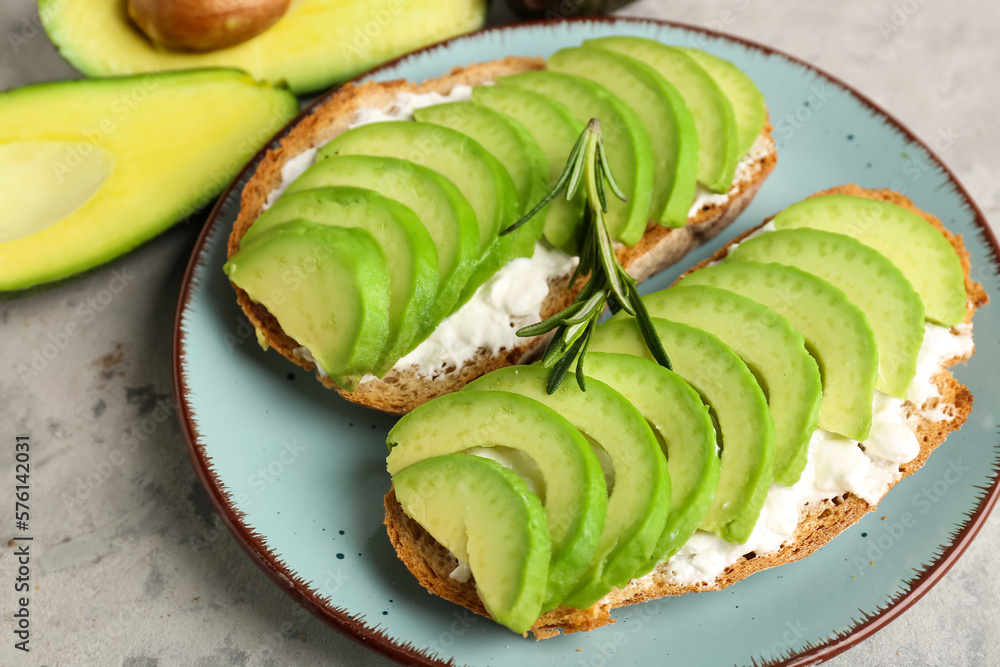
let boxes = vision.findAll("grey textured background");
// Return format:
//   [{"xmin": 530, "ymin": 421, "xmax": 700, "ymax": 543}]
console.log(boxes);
[{"xmin": 1, "ymin": 0, "xmax": 998, "ymax": 665}]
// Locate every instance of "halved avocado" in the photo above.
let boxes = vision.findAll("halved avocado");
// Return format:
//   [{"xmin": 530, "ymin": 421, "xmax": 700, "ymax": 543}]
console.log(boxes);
[
  {"xmin": 0, "ymin": 69, "xmax": 297, "ymax": 292},
  {"xmin": 40, "ymin": 0, "xmax": 488, "ymax": 95}
]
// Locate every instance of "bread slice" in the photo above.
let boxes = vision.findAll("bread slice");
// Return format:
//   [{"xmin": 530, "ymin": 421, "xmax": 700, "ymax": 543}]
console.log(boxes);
[
  {"xmin": 383, "ymin": 185, "xmax": 989, "ymax": 638},
  {"xmin": 226, "ymin": 56, "xmax": 778, "ymax": 414}
]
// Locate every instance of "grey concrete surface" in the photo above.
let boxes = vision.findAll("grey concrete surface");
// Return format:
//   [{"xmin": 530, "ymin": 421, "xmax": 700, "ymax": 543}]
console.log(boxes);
[{"xmin": 1, "ymin": 0, "xmax": 997, "ymax": 665}]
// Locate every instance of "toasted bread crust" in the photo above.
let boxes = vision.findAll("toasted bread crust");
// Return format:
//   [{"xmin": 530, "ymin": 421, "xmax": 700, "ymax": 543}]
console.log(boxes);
[
  {"xmin": 383, "ymin": 186, "xmax": 987, "ymax": 637},
  {"xmin": 225, "ymin": 56, "xmax": 777, "ymax": 414}
]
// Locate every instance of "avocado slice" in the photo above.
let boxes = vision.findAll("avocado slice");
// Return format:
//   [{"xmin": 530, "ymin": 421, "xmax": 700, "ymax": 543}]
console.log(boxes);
[
  {"xmin": 0, "ymin": 69, "xmax": 297, "ymax": 292},
  {"xmin": 548, "ymin": 46, "xmax": 699, "ymax": 227},
  {"xmin": 470, "ymin": 84, "xmax": 586, "ymax": 252},
  {"xmin": 284, "ymin": 155, "xmax": 479, "ymax": 324},
  {"xmin": 223, "ymin": 221, "xmax": 389, "ymax": 390},
  {"xmin": 681, "ymin": 48, "xmax": 767, "ymax": 158},
  {"xmin": 40, "ymin": 0, "xmax": 488, "ymax": 95},
  {"xmin": 679, "ymin": 261, "xmax": 879, "ymax": 441},
  {"xmin": 583, "ymin": 352, "xmax": 719, "ymax": 566},
  {"xmin": 465, "ymin": 365, "xmax": 670, "ymax": 609},
  {"xmin": 242, "ymin": 186, "xmax": 438, "ymax": 370},
  {"xmin": 591, "ymin": 318, "xmax": 775, "ymax": 544},
  {"xmin": 318, "ymin": 121, "xmax": 518, "ymax": 303},
  {"xmin": 499, "ymin": 70, "xmax": 655, "ymax": 246},
  {"xmin": 587, "ymin": 37, "xmax": 740, "ymax": 193},
  {"xmin": 393, "ymin": 453, "xmax": 550, "ymax": 634},
  {"xmin": 773, "ymin": 193, "xmax": 967, "ymax": 326},
  {"xmin": 386, "ymin": 390, "xmax": 607, "ymax": 610},
  {"xmin": 729, "ymin": 228, "xmax": 925, "ymax": 399},
  {"xmin": 413, "ymin": 101, "xmax": 549, "ymax": 258},
  {"xmin": 635, "ymin": 285, "xmax": 821, "ymax": 486}
]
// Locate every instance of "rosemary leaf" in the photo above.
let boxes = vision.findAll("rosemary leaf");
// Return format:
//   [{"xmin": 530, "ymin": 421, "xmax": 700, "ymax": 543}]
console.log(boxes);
[
  {"xmin": 574, "ymin": 317, "xmax": 598, "ymax": 391},
  {"xmin": 597, "ymin": 139, "xmax": 627, "ymax": 202},
  {"xmin": 629, "ymin": 281, "xmax": 672, "ymax": 370},
  {"xmin": 547, "ymin": 332, "xmax": 587, "ymax": 394}
]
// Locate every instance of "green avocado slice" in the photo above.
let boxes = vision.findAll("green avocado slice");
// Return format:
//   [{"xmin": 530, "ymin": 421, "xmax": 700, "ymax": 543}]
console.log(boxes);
[
  {"xmin": 242, "ymin": 186, "xmax": 438, "ymax": 371},
  {"xmin": 635, "ymin": 285, "xmax": 821, "ymax": 486},
  {"xmin": 773, "ymin": 193, "xmax": 967, "ymax": 326},
  {"xmin": 317, "ymin": 120, "xmax": 518, "ymax": 304},
  {"xmin": 386, "ymin": 390, "xmax": 607, "ymax": 610},
  {"xmin": 548, "ymin": 46, "xmax": 699, "ymax": 227},
  {"xmin": 284, "ymin": 155, "xmax": 479, "ymax": 325},
  {"xmin": 465, "ymin": 365, "xmax": 670, "ymax": 609},
  {"xmin": 393, "ymin": 453, "xmax": 550, "ymax": 634},
  {"xmin": 499, "ymin": 70, "xmax": 655, "ymax": 245},
  {"xmin": 583, "ymin": 352, "xmax": 719, "ymax": 566},
  {"xmin": 681, "ymin": 48, "xmax": 767, "ymax": 158},
  {"xmin": 729, "ymin": 228, "xmax": 925, "ymax": 398},
  {"xmin": 223, "ymin": 221, "xmax": 389, "ymax": 390},
  {"xmin": 587, "ymin": 36, "xmax": 740, "ymax": 193},
  {"xmin": 591, "ymin": 318, "xmax": 775, "ymax": 544},
  {"xmin": 413, "ymin": 101, "xmax": 549, "ymax": 259},
  {"xmin": 470, "ymin": 84, "xmax": 586, "ymax": 253},
  {"xmin": 0, "ymin": 68, "xmax": 297, "ymax": 292},
  {"xmin": 679, "ymin": 261, "xmax": 879, "ymax": 441}
]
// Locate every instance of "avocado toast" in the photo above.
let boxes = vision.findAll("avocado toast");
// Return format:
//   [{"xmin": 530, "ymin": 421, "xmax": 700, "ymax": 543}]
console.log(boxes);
[
  {"xmin": 225, "ymin": 46, "xmax": 778, "ymax": 413},
  {"xmin": 383, "ymin": 185, "xmax": 987, "ymax": 637}
]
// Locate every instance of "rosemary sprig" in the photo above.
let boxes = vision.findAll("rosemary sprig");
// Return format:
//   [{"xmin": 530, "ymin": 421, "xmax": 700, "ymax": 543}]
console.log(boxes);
[{"xmin": 501, "ymin": 118, "xmax": 671, "ymax": 393}]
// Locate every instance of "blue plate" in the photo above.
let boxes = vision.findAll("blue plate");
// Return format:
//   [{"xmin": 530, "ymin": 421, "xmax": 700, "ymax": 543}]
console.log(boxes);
[{"xmin": 174, "ymin": 17, "xmax": 1000, "ymax": 666}]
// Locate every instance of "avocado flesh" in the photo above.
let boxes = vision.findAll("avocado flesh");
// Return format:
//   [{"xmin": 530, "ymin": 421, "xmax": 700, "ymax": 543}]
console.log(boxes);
[
  {"xmin": 587, "ymin": 37, "xmax": 740, "ymax": 193},
  {"xmin": 464, "ymin": 366, "xmax": 670, "ymax": 609},
  {"xmin": 413, "ymin": 101, "xmax": 549, "ymax": 259},
  {"xmin": 40, "ymin": 0, "xmax": 488, "ymax": 95},
  {"xmin": 393, "ymin": 454, "xmax": 550, "ymax": 634},
  {"xmin": 636, "ymin": 285, "xmax": 822, "ymax": 486},
  {"xmin": 284, "ymin": 155, "xmax": 479, "ymax": 324},
  {"xmin": 386, "ymin": 390, "xmax": 607, "ymax": 610},
  {"xmin": 500, "ymin": 70, "xmax": 654, "ymax": 245},
  {"xmin": 591, "ymin": 318, "xmax": 776, "ymax": 544},
  {"xmin": 583, "ymin": 352, "xmax": 719, "ymax": 567},
  {"xmin": 773, "ymin": 193, "xmax": 967, "ymax": 326},
  {"xmin": 729, "ymin": 228, "xmax": 925, "ymax": 399},
  {"xmin": 0, "ymin": 69, "xmax": 297, "ymax": 292},
  {"xmin": 318, "ymin": 121, "xmax": 518, "ymax": 304},
  {"xmin": 223, "ymin": 221, "xmax": 390, "ymax": 390},
  {"xmin": 548, "ymin": 46, "xmax": 699, "ymax": 227},
  {"xmin": 471, "ymin": 85, "xmax": 586, "ymax": 253},
  {"xmin": 681, "ymin": 48, "xmax": 767, "ymax": 158},
  {"xmin": 243, "ymin": 186, "xmax": 439, "ymax": 371},
  {"xmin": 679, "ymin": 261, "xmax": 878, "ymax": 441}
]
